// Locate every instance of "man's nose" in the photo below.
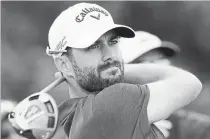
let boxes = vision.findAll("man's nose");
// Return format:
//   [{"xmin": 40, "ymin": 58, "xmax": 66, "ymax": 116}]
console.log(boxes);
[{"xmin": 101, "ymin": 45, "xmax": 114, "ymax": 62}]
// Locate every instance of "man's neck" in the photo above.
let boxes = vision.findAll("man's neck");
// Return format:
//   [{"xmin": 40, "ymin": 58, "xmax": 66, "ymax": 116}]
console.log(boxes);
[{"xmin": 66, "ymin": 77, "xmax": 89, "ymax": 98}]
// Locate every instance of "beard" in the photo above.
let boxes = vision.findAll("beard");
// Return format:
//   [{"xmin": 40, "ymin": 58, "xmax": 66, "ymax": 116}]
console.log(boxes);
[{"xmin": 70, "ymin": 57, "xmax": 124, "ymax": 93}]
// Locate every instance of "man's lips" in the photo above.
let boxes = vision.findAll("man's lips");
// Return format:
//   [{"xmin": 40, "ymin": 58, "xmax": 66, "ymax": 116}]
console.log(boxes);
[
  {"xmin": 100, "ymin": 67, "xmax": 120, "ymax": 78},
  {"xmin": 98, "ymin": 61, "xmax": 121, "ymax": 72},
  {"xmin": 100, "ymin": 65, "xmax": 118, "ymax": 71},
  {"xmin": 104, "ymin": 67, "xmax": 118, "ymax": 74}
]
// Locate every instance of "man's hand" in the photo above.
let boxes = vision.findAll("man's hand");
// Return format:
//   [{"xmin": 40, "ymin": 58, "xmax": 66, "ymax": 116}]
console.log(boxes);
[{"xmin": 54, "ymin": 72, "xmax": 63, "ymax": 79}]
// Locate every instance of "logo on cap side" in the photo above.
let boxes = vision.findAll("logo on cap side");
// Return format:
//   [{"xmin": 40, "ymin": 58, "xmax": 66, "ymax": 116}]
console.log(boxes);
[
  {"xmin": 75, "ymin": 7, "xmax": 108, "ymax": 22},
  {"xmin": 56, "ymin": 36, "xmax": 67, "ymax": 50}
]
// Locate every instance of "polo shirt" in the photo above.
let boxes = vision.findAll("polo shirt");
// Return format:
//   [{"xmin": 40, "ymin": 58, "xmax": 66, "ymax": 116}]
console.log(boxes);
[{"xmin": 58, "ymin": 83, "xmax": 165, "ymax": 139}]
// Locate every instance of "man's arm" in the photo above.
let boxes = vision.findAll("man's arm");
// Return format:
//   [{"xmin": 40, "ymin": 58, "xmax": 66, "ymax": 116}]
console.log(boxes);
[{"xmin": 124, "ymin": 63, "xmax": 202, "ymax": 124}]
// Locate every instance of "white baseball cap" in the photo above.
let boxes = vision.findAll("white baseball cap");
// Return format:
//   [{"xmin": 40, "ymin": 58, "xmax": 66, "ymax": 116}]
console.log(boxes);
[
  {"xmin": 120, "ymin": 31, "xmax": 180, "ymax": 63},
  {"xmin": 46, "ymin": 2, "xmax": 135, "ymax": 57}
]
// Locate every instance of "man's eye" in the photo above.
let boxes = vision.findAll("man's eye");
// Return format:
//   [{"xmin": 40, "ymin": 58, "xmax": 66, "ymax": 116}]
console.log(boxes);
[
  {"xmin": 109, "ymin": 36, "xmax": 120, "ymax": 45},
  {"xmin": 88, "ymin": 44, "xmax": 100, "ymax": 50},
  {"xmin": 109, "ymin": 40, "xmax": 119, "ymax": 45}
]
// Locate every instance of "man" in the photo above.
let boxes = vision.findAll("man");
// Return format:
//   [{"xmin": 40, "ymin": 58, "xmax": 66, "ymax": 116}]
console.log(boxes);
[
  {"xmin": 120, "ymin": 30, "xmax": 210, "ymax": 139},
  {"xmin": 46, "ymin": 2, "xmax": 202, "ymax": 139}
]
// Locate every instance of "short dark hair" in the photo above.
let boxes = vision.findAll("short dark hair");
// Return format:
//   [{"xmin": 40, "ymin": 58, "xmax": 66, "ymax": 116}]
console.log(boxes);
[{"xmin": 62, "ymin": 47, "xmax": 73, "ymax": 60}]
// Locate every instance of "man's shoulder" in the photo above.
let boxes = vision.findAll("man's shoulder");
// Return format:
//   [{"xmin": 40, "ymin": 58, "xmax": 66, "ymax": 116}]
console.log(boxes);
[
  {"xmin": 95, "ymin": 83, "xmax": 150, "ymax": 109},
  {"xmin": 58, "ymin": 97, "xmax": 86, "ymax": 126},
  {"xmin": 98, "ymin": 83, "xmax": 149, "ymax": 98},
  {"xmin": 58, "ymin": 97, "xmax": 88, "ymax": 137}
]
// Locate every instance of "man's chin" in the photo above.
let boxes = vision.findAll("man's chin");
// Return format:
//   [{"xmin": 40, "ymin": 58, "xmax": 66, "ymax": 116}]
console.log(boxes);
[
  {"xmin": 75, "ymin": 66, "xmax": 123, "ymax": 93},
  {"xmin": 79, "ymin": 75, "xmax": 123, "ymax": 93},
  {"xmin": 101, "ymin": 70, "xmax": 123, "ymax": 88}
]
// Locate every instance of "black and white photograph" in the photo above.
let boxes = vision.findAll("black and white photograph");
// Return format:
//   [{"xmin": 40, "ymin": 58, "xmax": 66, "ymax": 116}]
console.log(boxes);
[{"xmin": 1, "ymin": 1, "xmax": 210, "ymax": 139}]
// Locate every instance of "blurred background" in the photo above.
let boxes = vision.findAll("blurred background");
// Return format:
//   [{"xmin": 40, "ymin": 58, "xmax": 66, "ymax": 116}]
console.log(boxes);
[{"xmin": 1, "ymin": 1, "xmax": 210, "ymax": 118}]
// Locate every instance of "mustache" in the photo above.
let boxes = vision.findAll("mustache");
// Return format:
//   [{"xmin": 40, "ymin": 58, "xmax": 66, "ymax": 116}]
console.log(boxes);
[{"xmin": 98, "ymin": 60, "xmax": 122, "ymax": 72}]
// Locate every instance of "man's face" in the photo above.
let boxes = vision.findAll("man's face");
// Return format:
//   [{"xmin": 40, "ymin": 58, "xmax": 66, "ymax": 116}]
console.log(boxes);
[
  {"xmin": 68, "ymin": 30, "xmax": 124, "ymax": 92},
  {"xmin": 131, "ymin": 49, "xmax": 172, "ymax": 65}
]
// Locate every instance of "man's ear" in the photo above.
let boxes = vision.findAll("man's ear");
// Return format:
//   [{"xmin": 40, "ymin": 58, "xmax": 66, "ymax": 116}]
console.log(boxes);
[{"xmin": 54, "ymin": 56, "xmax": 74, "ymax": 77}]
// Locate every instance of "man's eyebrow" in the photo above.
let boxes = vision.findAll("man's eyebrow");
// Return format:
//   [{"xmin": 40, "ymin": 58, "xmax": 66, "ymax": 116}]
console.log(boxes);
[
  {"xmin": 91, "ymin": 34, "xmax": 119, "ymax": 45},
  {"xmin": 110, "ymin": 35, "xmax": 119, "ymax": 40},
  {"xmin": 94, "ymin": 40, "xmax": 100, "ymax": 44}
]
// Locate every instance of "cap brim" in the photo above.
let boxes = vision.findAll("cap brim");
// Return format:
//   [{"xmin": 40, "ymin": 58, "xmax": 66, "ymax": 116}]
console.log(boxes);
[
  {"xmin": 111, "ymin": 24, "xmax": 135, "ymax": 38},
  {"xmin": 72, "ymin": 24, "xmax": 135, "ymax": 49}
]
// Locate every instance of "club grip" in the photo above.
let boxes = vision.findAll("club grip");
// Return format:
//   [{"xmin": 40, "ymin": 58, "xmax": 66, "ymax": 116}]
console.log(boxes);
[{"xmin": 40, "ymin": 77, "xmax": 65, "ymax": 94}]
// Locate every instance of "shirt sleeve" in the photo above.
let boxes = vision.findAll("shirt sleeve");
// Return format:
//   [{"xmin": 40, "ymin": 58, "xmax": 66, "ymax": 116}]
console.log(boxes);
[
  {"xmin": 92, "ymin": 83, "xmax": 150, "ymax": 139},
  {"xmin": 61, "ymin": 83, "xmax": 165, "ymax": 139},
  {"xmin": 57, "ymin": 97, "xmax": 85, "ymax": 138}
]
